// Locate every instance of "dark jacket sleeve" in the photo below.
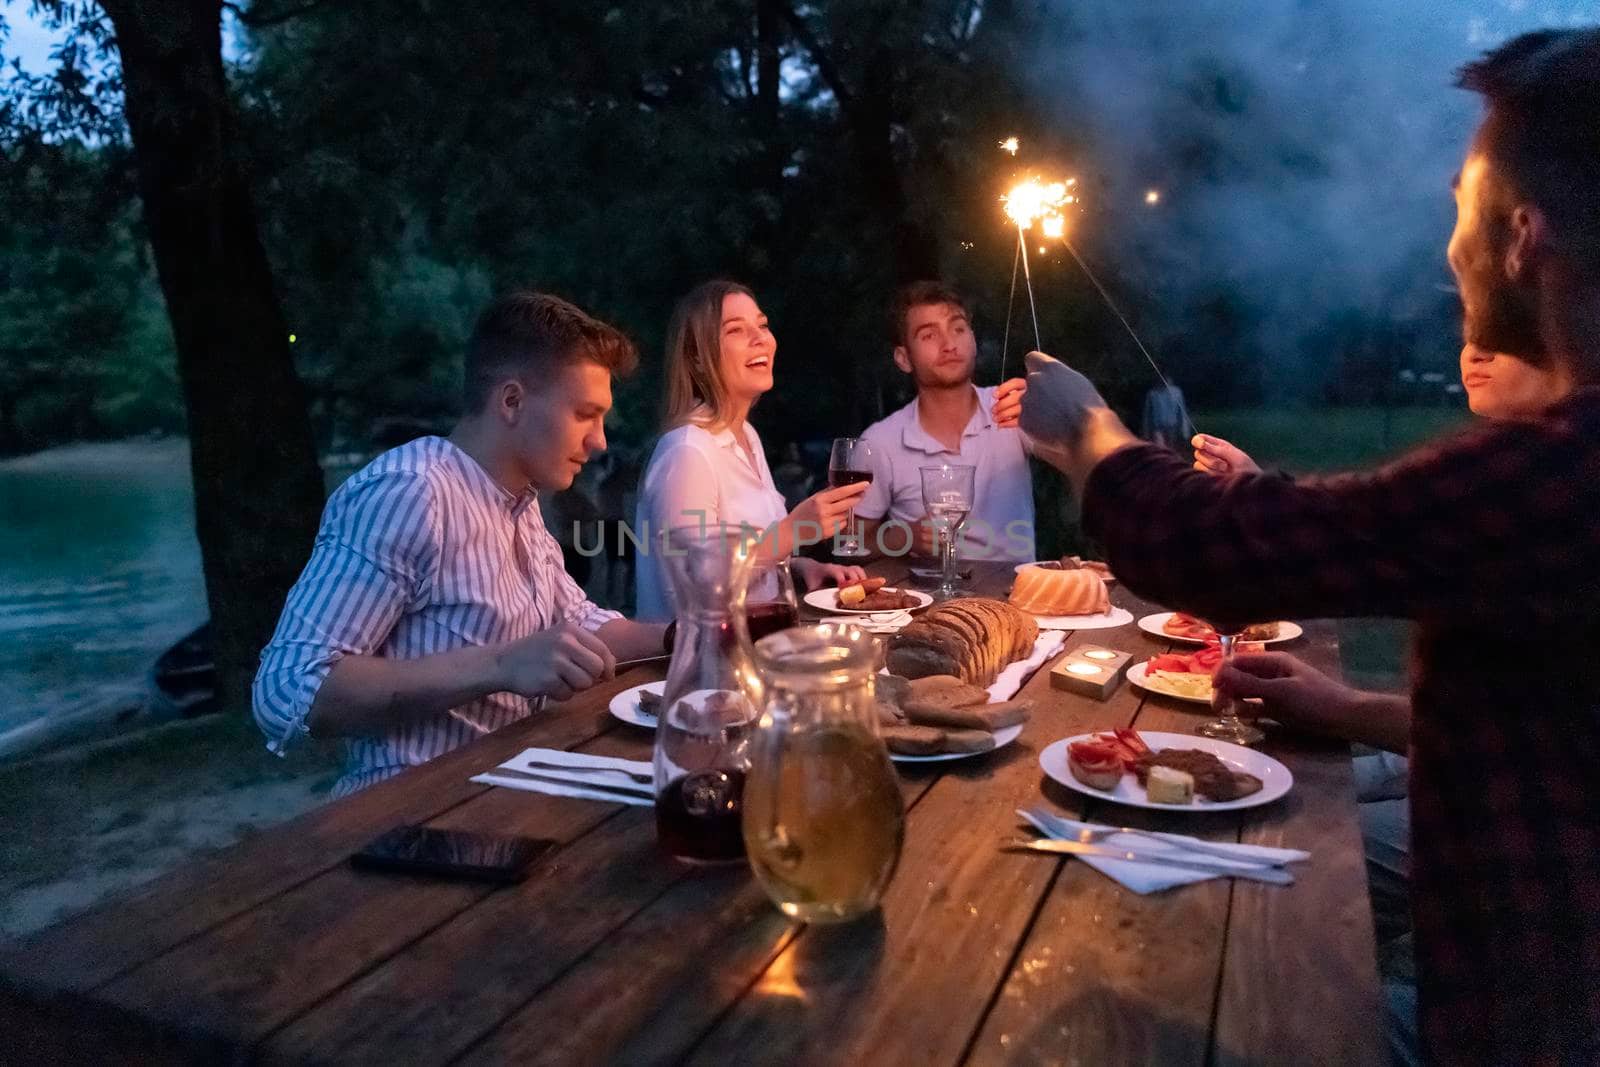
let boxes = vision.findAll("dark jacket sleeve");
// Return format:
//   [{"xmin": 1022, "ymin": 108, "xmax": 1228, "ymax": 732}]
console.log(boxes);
[{"xmin": 1082, "ymin": 411, "xmax": 1600, "ymax": 628}]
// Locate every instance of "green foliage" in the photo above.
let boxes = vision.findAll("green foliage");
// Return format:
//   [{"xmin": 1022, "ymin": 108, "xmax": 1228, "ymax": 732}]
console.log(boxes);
[
  {"xmin": 0, "ymin": 139, "xmax": 181, "ymax": 453},
  {"xmin": 229, "ymin": 0, "xmax": 1091, "ymax": 456}
]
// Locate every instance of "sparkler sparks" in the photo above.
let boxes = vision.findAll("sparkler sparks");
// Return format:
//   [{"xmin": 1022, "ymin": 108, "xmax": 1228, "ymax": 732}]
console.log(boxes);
[
  {"xmin": 993, "ymin": 151, "xmax": 1193, "ymax": 437},
  {"xmin": 1000, "ymin": 136, "xmax": 1020, "ymax": 155},
  {"xmin": 1002, "ymin": 178, "xmax": 1071, "ymax": 233}
]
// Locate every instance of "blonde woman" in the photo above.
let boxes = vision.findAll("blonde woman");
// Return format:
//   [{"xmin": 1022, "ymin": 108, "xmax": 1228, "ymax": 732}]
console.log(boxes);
[{"xmin": 635, "ymin": 280, "xmax": 869, "ymax": 621}]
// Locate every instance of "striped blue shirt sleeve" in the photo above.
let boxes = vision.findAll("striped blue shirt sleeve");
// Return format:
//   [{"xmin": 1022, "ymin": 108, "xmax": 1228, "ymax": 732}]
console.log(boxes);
[
  {"xmin": 252, "ymin": 470, "xmax": 440, "ymax": 756},
  {"xmin": 540, "ymin": 522, "xmax": 623, "ymax": 633}
]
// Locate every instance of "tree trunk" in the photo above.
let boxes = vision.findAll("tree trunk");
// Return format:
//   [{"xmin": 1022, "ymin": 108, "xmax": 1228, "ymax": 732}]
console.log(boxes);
[
  {"xmin": 99, "ymin": 0, "xmax": 325, "ymax": 710},
  {"xmin": 853, "ymin": 50, "xmax": 938, "ymax": 284}
]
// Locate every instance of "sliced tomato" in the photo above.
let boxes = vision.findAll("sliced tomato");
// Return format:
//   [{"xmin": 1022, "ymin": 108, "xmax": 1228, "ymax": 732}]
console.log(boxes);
[
  {"xmin": 1112, "ymin": 728, "xmax": 1151, "ymax": 755},
  {"xmin": 1067, "ymin": 739, "xmax": 1123, "ymax": 770},
  {"xmin": 1147, "ymin": 653, "xmax": 1194, "ymax": 673}
]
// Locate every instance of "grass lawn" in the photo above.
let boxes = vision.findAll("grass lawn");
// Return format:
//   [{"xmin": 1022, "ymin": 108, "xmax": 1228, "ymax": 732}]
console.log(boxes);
[
  {"xmin": 1193, "ymin": 403, "xmax": 1473, "ymax": 689},
  {"xmin": 1192, "ymin": 404, "xmax": 1471, "ymax": 475}
]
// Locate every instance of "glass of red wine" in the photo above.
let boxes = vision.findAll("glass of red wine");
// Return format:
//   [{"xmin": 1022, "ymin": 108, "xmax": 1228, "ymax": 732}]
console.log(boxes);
[
  {"xmin": 828, "ymin": 437, "xmax": 875, "ymax": 558},
  {"xmin": 740, "ymin": 558, "xmax": 801, "ymax": 643},
  {"xmin": 1195, "ymin": 619, "xmax": 1265, "ymax": 746}
]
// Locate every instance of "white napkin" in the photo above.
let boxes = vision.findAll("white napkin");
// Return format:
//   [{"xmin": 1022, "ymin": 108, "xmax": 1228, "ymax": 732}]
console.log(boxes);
[
  {"xmin": 1018, "ymin": 808, "xmax": 1309, "ymax": 893},
  {"xmin": 988, "ymin": 631, "xmax": 1067, "ymax": 702},
  {"xmin": 471, "ymin": 747, "xmax": 654, "ymax": 807},
  {"xmin": 854, "ymin": 610, "xmax": 915, "ymax": 634}
]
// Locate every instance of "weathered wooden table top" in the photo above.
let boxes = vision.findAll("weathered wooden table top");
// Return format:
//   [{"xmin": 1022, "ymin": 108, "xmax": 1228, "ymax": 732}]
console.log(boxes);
[{"xmin": 0, "ymin": 561, "xmax": 1384, "ymax": 1065}]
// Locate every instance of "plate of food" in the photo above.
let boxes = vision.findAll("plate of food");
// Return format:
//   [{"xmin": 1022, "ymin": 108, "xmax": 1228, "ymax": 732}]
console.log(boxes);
[
  {"xmin": 1138, "ymin": 612, "xmax": 1301, "ymax": 645},
  {"xmin": 1013, "ymin": 556, "xmax": 1115, "ymax": 584},
  {"xmin": 875, "ymin": 673, "xmax": 1030, "ymax": 763},
  {"xmin": 608, "ymin": 681, "xmax": 665, "ymax": 729},
  {"xmin": 805, "ymin": 579, "xmax": 932, "ymax": 615},
  {"xmin": 1127, "ymin": 643, "xmax": 1269, "ymax": 705},
  {"xmin": 1040, "ymin": 729, "xmax": 1292, "ymax": 811},
  {"xmin": 1127, "ymin": 660, "xmax": 1213, "ymax": 705}
]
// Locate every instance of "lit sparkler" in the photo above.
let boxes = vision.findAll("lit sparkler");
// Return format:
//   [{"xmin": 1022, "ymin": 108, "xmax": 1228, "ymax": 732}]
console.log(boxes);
[
  {"xmin": 1000, "ymin": 136, "xmax": 1020, "ymax": 155},
  {"xmin": 994, "ymin": 145, "xmax": 1194, "ymax": 436}
]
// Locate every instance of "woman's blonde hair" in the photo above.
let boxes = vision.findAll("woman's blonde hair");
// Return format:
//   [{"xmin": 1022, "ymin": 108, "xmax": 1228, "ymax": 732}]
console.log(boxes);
[{"xmin": 663, "ymin": 279, "xmax": 758, "ymax": 430}]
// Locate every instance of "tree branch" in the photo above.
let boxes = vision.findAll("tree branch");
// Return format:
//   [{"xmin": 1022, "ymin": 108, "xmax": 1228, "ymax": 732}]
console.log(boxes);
[{"xmin": 775, "ymin": 1, "xmax": 853, "ymax": 111}]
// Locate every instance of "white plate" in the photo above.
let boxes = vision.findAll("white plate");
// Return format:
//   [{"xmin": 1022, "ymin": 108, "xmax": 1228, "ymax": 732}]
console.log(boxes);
[
  {"xmin": 1013, "ymin": 560, "xmax": 1116, "ymax": 584},
  {"xmin": 1039, "ymin": 731, "xmax": 1292, "ymax": 811},
  {"xmin": 804, "ymin": 587, "xmax": 933, "ymax": 615},
  {"xmin": 1126, "ymin": 661, "xmax": 1212, "ymax": 704},
  {"xmin": 1137, "ymin": 612, "xmax": 1303, "ymax": 646},
  {"xmin": 608, "ymin": 681, "xmax": 664, "ymax": 729},
  {"xmin": 1028, "ymin": 605, "xmax": 1134, "ymax": 631},
  {"xmin": 890, "ymin": 722, "xmax": 1024, "ymax": 764}
]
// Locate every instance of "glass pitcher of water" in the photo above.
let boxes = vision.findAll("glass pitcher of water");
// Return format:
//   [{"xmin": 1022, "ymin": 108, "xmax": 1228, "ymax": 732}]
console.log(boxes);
[{"xmin": 741, "ymin": 623, "xmax": 905, "ymax": 922}]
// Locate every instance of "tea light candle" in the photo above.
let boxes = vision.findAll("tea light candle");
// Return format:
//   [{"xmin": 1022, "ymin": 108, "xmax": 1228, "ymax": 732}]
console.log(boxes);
[{"xmin": 1050, "ymin": 643, "xmax": 1134, "ymax": 700}]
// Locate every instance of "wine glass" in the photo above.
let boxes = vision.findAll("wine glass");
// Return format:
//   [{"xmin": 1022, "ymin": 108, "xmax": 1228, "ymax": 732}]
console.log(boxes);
[
  {"xmin": 1195, "ymin": 619, "xmax": 1265, "ymax": 745},
  {"xmin": 828, "ymin": 438, "xmax": 875, "ymax": 558},
  {"xmin": 918, "ymin": 464, "xmax": 975, "ymax": 601},
  {"xmin": 741, "ymin": 558, "xmax": 800, "ymax": 643}
]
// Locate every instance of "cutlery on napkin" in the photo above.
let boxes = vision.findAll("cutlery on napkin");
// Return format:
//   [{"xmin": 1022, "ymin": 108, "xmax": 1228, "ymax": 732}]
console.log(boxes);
[
  {"xmin": 1015, "ymin": 807, "xmax": 1308, "ymax": 893},
  {"xmin": 471, "ymin": 748, "xmax": 654, "ymax": 806}
]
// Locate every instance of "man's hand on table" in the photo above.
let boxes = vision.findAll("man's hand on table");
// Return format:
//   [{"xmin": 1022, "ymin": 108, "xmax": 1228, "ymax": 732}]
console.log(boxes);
[{"xmin": 496, "ymin": 623, "xmax": 616, "ymax": 703}]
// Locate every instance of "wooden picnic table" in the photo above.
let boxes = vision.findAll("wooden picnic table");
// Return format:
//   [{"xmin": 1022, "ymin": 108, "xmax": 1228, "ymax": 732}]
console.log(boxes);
[{"xmin": 0, "ymin": 561, "xmax": 1384, "ymax": 1065}]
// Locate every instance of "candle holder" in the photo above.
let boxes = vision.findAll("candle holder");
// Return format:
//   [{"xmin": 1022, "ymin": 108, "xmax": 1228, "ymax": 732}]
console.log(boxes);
[{"xmin": 1049, "ymin": 643, "xmax": 1133, "ymax": 700}]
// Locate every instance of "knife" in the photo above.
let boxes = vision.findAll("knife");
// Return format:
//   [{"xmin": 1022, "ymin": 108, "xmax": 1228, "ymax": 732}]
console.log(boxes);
[
  {"xmin": 476, "ymin": 769, "xmax": 654, "ymax": 802},
  {"xmin": 1003, "ymin": 838, "xmax": 1294, "ymax": 885}
]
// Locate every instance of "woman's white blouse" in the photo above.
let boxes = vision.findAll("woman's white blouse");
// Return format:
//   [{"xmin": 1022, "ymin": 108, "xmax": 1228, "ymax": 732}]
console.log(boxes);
[{"xmin": 633, "ymin": 416, "xmax": 790, "ymax": 621}]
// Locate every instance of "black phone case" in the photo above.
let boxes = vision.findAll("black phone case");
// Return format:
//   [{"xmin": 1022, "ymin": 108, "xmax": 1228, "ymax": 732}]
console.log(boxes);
[{"xmin": 350, "ymin": 826, "xmax": 553, "ymax": 884}]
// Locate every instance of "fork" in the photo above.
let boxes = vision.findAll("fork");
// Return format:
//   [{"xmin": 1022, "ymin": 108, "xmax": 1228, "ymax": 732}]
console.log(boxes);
[{"xmin": 1018, "ymin": 808, "xmax": 1284, "ymax": 867}]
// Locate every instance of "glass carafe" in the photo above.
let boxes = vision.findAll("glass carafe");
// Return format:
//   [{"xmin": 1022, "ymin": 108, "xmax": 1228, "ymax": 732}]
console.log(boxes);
[
  {"xmin": 653, "ymin": 525, "xmax": 761, "ymax": 864},
  {"xmin": 741, "ymin": 623, "xmax": 905, "ymax": 923}
]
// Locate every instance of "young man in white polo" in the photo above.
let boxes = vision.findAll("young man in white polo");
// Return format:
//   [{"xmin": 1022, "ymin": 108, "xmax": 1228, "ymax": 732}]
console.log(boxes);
[{"xmin": 855, "ymin": 281, "xmax": 1033, "ymax": 564}]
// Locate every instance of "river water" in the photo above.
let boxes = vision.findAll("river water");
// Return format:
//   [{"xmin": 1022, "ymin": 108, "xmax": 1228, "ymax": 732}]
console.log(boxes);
[{"xmin": 0, "ymin": 439, "xmax": 208, "ymax": 734}]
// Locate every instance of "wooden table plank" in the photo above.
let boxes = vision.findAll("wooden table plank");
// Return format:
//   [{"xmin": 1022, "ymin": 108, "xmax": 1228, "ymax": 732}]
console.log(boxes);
[
  {"xmin": 90, "ymin": 727, "xmax": 660, "ymax": 1050},
  {"xmin": 1212, "ymin": 624, "xmax": 1386, "ymax": 1066},
  {"xmin": 966, "ymin": 596, "xmax": 1240, "ymax": 1067},
  {"xmin": 454, "ymin": 773, "xmax": 944, "ymax": 1067},
  {"xmin": 0, "ymin": 678, "xmax": 641, "ymax": 998}
]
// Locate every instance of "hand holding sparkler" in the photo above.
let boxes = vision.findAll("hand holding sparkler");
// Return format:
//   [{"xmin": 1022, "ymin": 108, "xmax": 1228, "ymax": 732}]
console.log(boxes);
[
  {"xmin": 1192, "ymin": 434, "xmax": 1261, "ymax": 476},
  {"xmin": 1018, "ymin": 351, "xmax": 1138, "ymax": 490},
  {"xmin": 991, "ymin": 377, "xmax": 1027, "ymax": 428}
]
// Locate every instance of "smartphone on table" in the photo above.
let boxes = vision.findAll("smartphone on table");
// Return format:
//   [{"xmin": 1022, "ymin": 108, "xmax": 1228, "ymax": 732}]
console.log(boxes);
[{"xmin": 350, "ymin": 825, "xmax": 555, "ymax": 884}]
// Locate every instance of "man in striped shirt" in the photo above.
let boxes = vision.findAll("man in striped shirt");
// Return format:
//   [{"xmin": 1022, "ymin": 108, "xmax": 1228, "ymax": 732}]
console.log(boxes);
[{"xmin": 254, "ymin": 291, "xmax": 669, "ymax": 796}]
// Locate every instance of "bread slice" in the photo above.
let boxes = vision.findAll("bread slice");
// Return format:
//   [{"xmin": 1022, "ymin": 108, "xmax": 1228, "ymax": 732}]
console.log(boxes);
[
  {"xmin": 905, "ymin": 698, "xmax": 1032, "ymax": 731},
  {"xmin": 966, "ymin": 602, "xmax": 1008, "ymax": 682},
  {"xmin": 903, "ymin": 675, "xmax": 983, "ymax": 702},
  {"xmin": 929, "ymin": 606, "xmax": 989, "ymax": 682},
  {"xmin": 885, "ymin": 644, "xmax": 959, "ymax": 680},
  {"xmin": 876, "ymin": 674, "xmax": 910, "ymax": 705},
  {"xmin": 934, "ymin": 604, "xmax": 985, "ymax": 681},
  {"xmin": 901, "ymin": 677, "xmax": 990, "ymax": 714},
  {"xmin": 892, "ymin": 621, "xmax": 973, "ymax": 683},
  {"xmin": 940, "ymin": 729, "xmax": 998, "ymax": 754},
  {"xmin": 881, "ymin": 724, "xmax": 946, "ymax": 755}
]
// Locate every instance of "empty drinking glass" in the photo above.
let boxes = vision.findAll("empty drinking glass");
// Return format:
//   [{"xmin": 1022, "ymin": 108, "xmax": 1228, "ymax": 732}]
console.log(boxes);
[{"xmin": 918, "ymin": 463, "xmax": 975, "ymax": 600}]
